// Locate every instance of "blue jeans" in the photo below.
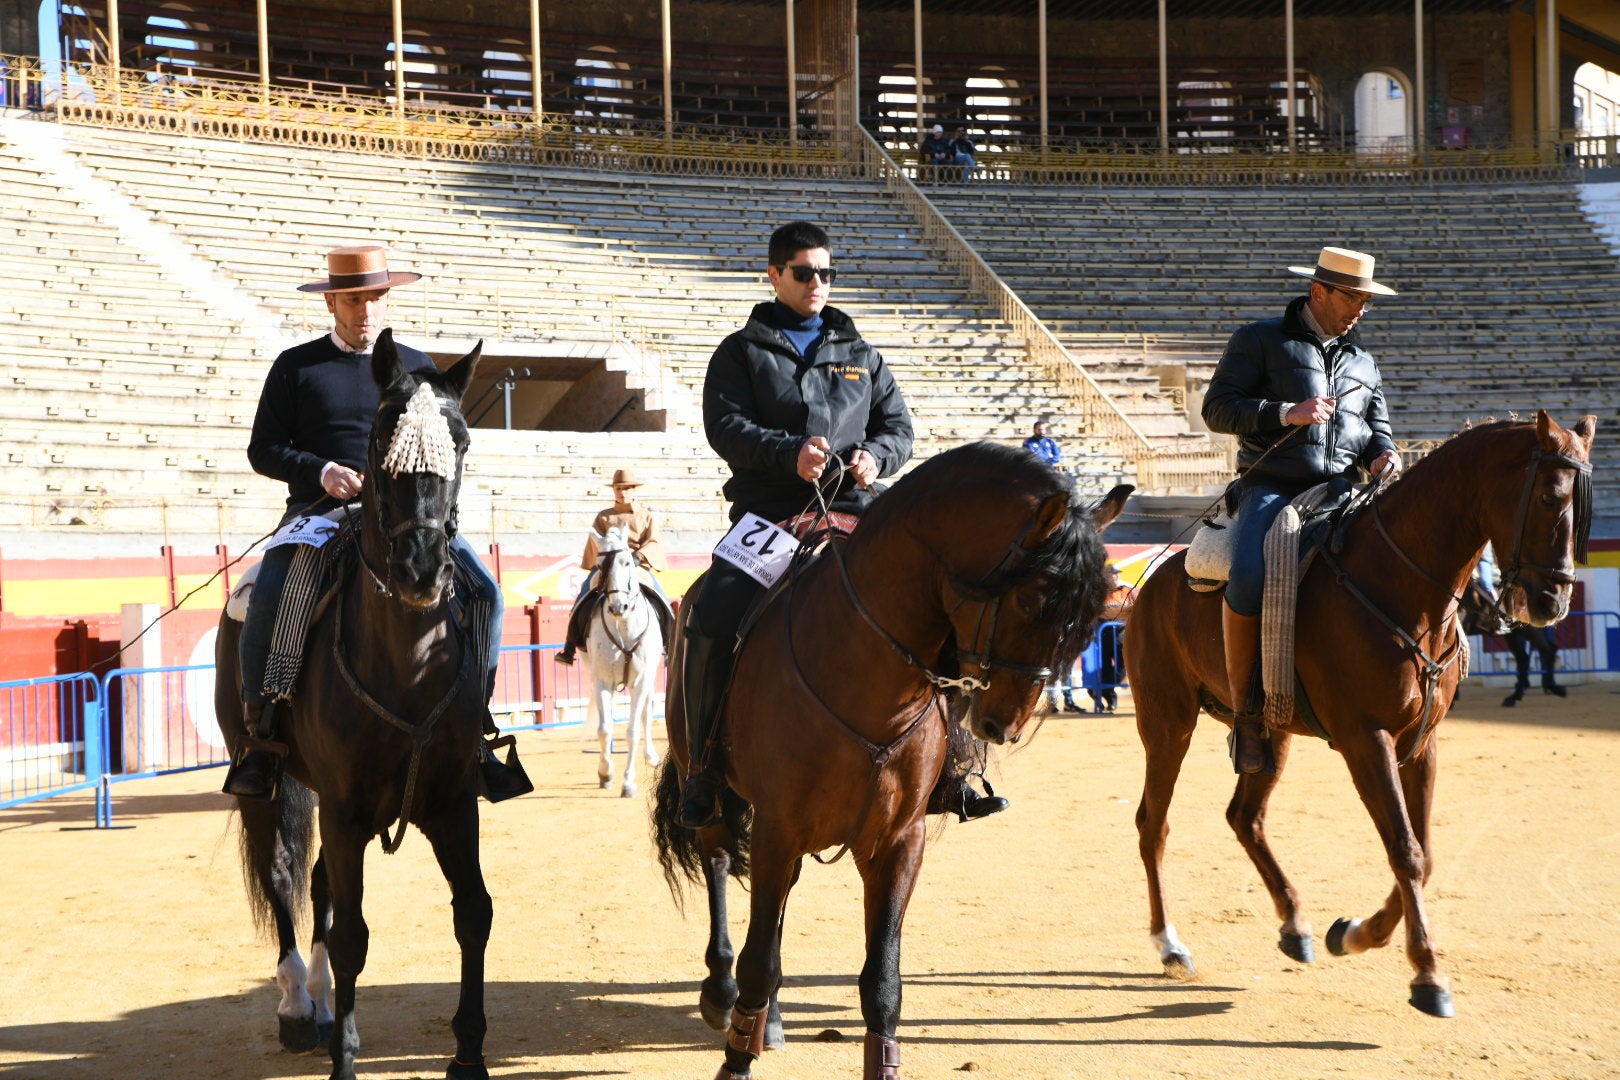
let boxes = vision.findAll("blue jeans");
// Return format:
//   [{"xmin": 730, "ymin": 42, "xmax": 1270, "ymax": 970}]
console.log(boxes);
[
  {"xmin": 240, "ymin": 528, "xmax": 503, "ymax": 706},
  {"xmin": 1226, "ymin": 482, "xmax": 1292, "ymax": 617}
]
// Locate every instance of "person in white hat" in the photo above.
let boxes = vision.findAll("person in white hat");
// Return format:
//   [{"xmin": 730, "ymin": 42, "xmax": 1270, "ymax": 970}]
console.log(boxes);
[
  {"xmin": 1201, "ymin": 246, "xmax": 1403, "ymax": 775},
  {"xmin": 224, "ymin": 245, "xmax": 531, "ymax": 803},
  {"xmin": 556, "ymin": 467, "xmax": 672, "ymax": 666},
  {"xmin": 920, "ymin": 123, "xmax": 953, "ymax": 179}
]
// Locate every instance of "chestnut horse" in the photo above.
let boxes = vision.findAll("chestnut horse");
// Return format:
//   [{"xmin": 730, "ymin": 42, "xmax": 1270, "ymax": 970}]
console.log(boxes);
[
  {"xmin": 653, "ymin": 442, "xmax": 1129, "ymax": 1080},
  {"xmin": 1126, "ymin": 411, "xmax": 1595, "ymax": 1018}
]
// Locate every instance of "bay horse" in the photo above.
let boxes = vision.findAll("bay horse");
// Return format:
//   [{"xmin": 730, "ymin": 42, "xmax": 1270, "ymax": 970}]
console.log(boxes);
[
  {"xmin": 1126, "ymin": 411, "xmax": 1595, "ymax": 1018},
  {"xmin": 652, "ymin": 441, "xmax": 1130, "ymax": 1080},
  {"xmin": 583, "ymin": 524, "xmax": 665, "ymax": 797},
  {"xmin": 215, "ymin": 331, "xmax": 497, "ymax": 1080}
]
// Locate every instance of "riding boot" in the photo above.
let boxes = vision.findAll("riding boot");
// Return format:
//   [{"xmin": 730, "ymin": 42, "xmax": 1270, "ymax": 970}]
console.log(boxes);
[
  {"xmin": 958, "ymin": 776, "xmax": 1009, "ymax": 822},
  {"xmin": 477, "ymin": 671, "xmax": 533, "ymax": 803},
  {"xmin": 1542, "ymin": 672, "xmax": 1567, "ymax": 697},
  {"xmin": 555, "ymin": 598, "xmax": 591, "ymax": 666},
  {"xmin": 677, "ymin": 628, "xmax": 734, "ymax": 830},
  {"xmin": 1223, "ymin": 605, "xmax": 1273, "ymax": 775},
  {"xmin": 1062, "ymin": 690, "xmax": 1082, "ymax": 714},
  {"xmin": 222, "ymin": 699, "xmax": 289, "ymax": 801}
]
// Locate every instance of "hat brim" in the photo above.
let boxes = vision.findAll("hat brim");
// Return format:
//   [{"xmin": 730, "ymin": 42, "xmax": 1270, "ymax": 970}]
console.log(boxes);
[
  {"xmin": 297, "ymin": 271, "xmax": 423, "ymax": 293},
  {"xmin": 611, "ymin": 481, "xmax": 643, "ymax": 488},
  {"xmin": 1286, "ymin": 266, "xmax": 1397, "ymax": 296}
]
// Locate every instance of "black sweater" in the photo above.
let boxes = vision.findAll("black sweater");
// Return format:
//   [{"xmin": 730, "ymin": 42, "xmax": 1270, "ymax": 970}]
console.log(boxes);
[{"xmin": 247, "ymin": 334, "xmax": 437, "ymax": 513}]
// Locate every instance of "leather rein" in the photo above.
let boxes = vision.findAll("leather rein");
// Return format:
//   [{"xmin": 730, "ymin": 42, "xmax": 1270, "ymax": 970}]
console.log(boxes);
[
  {"xmin": 1319, "ymin": 442, "xmax": 1591, "ymax": 767},
  {"xmin": 597, "ymin": 554, "xmax": 653, "ymax": 689}
]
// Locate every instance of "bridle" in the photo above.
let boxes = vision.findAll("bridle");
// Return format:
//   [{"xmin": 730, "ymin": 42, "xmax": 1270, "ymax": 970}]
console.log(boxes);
[
  {"xmin": 832, "ymin": 525, "xmax": 1055, "ymax": 700},
  {"xmin": 1326, "ymin": 434, "xmax": 1590, "ymax": 766},
  {"xmin": 595, "ymin": 547, "xmax": 652, "ymax": 686}
]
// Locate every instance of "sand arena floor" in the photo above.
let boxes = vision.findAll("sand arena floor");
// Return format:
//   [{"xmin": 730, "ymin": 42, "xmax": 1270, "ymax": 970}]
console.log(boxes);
[{"xmin": 2, "ymin": 679, "xmax": 1617, "ymax": 1080}]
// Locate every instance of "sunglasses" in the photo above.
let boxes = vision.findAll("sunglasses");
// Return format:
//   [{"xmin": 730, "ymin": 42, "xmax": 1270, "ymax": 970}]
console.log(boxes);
[
  {"xmin": 1326, "ymin": 284, "xmax": 1373, "ymax": 310},
  {"xmin": 777, "ymin": 264, "xmax": 836, "ymax": 284}
]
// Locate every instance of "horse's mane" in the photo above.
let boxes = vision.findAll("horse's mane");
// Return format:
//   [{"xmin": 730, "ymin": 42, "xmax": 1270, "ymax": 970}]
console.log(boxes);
[{"xmin": 862, "ymin": 441, "xmax": 1111, "ymax": 672}]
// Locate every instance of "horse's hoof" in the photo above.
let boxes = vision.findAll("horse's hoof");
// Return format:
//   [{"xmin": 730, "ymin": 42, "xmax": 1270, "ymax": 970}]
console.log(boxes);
[
  {"xmin": 699, "ymin": 988, "xmax": 736, "ymax": 1031},
  {"xmin": 1500, "ymin": 694, "xmax": 1518, "ymax": 707},
  {"xmin": 621, "ymin": 783, "xmax": 637, "ymax": 798},
  {"xmin": 598, "ymin": 777, "xmax": 612, "ymax": 789},
  {"xmin": 1161, "ymin": 949, "xmax": 1197, "ymax": 980},
  {"xmin": 1326, "ymin": 917, "xmax": 1358, "ymax": 957},
  {"xmin": 1409, "ymin": 985, "xmax": 1456, "ymax": 1018},
  {"xmin": 445, "ymin": 1056, "xmax": 491, "ymax": 1080},
  {"xmin": 278, "ymin": 1014, "xmax": 321, "ymax": 1053},
  {"xmin": 1279, "ymin": 932, "xmax": 1315, "ymax": 964},
  {"xmin": 765, "ymin": 998, "xmax": 785, "ymax": 1050}
]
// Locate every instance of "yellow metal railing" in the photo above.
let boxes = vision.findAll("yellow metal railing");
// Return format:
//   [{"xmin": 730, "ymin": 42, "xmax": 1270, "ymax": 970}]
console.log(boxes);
[{"xmin": 854, "ymin": 127, "xmax": 1229, "ymax": 494}]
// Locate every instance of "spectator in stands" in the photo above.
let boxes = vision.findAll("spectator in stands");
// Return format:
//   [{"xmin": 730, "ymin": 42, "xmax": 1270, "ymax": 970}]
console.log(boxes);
[
  {"xmin": 1023, "ymin": 419, "xmax": 1062, "ymax": 468},
  {"xmin": 950, "ymin": 125, "xmax": 978, "ymax": 181},
  {"xmin": 1203, "ymin": 245, "xmax": 1400, "ymax": 774},
  {"xmin": 224, "ymin": 245, "xmax": 529, "ymax": 803},
  {"xmin": 920, "ymin": 123, "xmax": 954, "ymax": 180},
  {"xmin": 676, "ymin": 219, "xmax": 1005, "ymax": 828},
  {"xmin": 556, "ymin": 467, "xmax": 670, "ymax": 666}
]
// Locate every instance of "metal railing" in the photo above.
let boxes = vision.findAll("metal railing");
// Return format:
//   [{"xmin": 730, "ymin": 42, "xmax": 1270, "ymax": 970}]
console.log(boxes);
[
  {"xmin": 1467, "ymin": 610, "xmax": 1620, "ymax": 680},
  {"xmin": 0, "ymin": 643, "xmax": 668, "ymax": 825}
]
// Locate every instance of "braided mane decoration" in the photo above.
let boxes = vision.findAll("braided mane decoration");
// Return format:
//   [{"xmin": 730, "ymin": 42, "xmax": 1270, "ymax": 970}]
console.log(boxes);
[{"xmin": 381, "ymin": 382, "xmax": 456, "ymax": 478}]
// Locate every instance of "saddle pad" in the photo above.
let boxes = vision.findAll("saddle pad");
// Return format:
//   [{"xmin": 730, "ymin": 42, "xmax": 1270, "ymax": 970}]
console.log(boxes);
[
  {"xmin": 1183, "ymin": 479, "xmax": 1344, "ymax": 592},
  {"xmin": 225, "ymin": 561, "xmax": 260, "ymax": 622}
]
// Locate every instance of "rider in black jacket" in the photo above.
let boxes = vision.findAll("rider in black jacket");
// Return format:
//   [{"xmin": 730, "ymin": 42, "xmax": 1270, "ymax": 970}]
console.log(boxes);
[
  {"xmin": 1201, "ymin": 247, "xmax": 1402, "ymax": 774},
  {"xmin": 677, "ymin": 221, "xmax": 915, "ymax": 828}
]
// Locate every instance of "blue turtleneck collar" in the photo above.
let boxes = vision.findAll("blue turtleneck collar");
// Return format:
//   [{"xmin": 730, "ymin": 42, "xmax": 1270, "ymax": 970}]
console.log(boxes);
[{"xmin": 769, "ymin": 300, "xmax": 825, "ymax": 363}]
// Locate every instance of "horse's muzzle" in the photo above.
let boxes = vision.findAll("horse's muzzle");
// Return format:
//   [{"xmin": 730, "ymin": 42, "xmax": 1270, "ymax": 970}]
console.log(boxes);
[
  {"xmin": 1508, "ymin": 581, "xmax": 1571, "ymax": 627},
  {"xmin": 389, "ymin": 534, "xmax": 454, "ymax": 610}
]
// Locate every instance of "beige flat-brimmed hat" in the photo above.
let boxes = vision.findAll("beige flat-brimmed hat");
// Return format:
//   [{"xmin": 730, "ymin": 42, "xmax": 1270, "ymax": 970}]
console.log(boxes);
[
  {"xmin": 297, "ymin": 245, "xmax": 423, "ymax": 293},
  {"xmin": 611, "ymin": 468, "xmax": 643, "ymax": 488},
  {"xmin": 1286, "ymin": 246, "xmax": 1397, "ymax": 296}
]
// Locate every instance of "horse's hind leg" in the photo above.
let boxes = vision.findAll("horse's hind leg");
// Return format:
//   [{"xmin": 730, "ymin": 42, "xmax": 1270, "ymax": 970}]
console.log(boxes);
[
  {"xmin": 697, "ymin": 830, "xmax": 739, "ymax": 1031},
  {"xmin": 1225, "ymin": 732, "xmax": 1314, "ymax": 962},
  {"xmin": 420, "ymin": 795, "xmax": 494, "ymax": 1080},
  {"xmin": 1133, "ymin": 690, "xmax": 1199, "ymax": 978},
  {"xmin": 238, "ymin": 786, "xmax": 324, "ymax": 1052},
  {"xmin": 1329, "ymin": 732, "xmax": 1453, "ymax": 1017}
]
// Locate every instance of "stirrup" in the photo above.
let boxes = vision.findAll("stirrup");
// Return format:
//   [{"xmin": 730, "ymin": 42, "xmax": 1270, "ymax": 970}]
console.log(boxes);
[
  {"xmin": 478, "ymin": 734, "xmax": 534, "ymax": 803},
  {"xmin": 677, "ymin": 771, "xmax": 725, "ymax": 829},
  {"xmin": 222, "ymin": 735, "xmax": 289, "ymax": 801},
  {"xmin": 554, "ymin": 646, "xmax": 576, "ymax": 666},
  {"xmin": 1228, "ymin": 716, "xmax": 1275, "ymax": 775}
]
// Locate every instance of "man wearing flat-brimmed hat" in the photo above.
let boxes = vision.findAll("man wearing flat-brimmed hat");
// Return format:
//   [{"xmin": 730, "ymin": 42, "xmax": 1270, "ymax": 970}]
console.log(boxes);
[
  {"xmin": 224, "ymin": 245, "xmax": 530, "ymax": 802},
  {"xmin": 555, "ymin": 467, "xmax": 672, "ymax": 666},
  {"xmin": 1202, "ymin": 246, "xmax": 1402, "ymax": 775}
]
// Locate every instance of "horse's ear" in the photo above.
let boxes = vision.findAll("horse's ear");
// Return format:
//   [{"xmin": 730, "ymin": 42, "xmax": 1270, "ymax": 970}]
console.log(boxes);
[
  {"xmin": 1093, "ymin": 484, "xmax": 1134, "ymax": 533},
  {"xmin": 370, "ymin": 328, "xmax": 413, "ymax": 396},
  {"xmin": 441, "ymin": 340, "xmax": 483, "ymax": 402},
  {"xmin": 1026, "ymin": 492, "xmax": 1070, "ymax": 547},
  {"xmin": 1572, "ymin": 414, "xmax": 1598, "ymax": 456},
  {"xmin": 1535, "ymin": 409, "xmax": 1554, "ymax": 448}
]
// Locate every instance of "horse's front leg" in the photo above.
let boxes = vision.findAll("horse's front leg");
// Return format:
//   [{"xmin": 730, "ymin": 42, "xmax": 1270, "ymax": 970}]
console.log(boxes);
[
  {"xmin": 420, "ymin": 791, "xmax": 493, "ymax": 1080},
  {"xmin": 853, "ymin": 816, "xmax": 927, "ymax": 1080},
  {"xmin": 307, "ymin": 849, "xmax": 335, "ymax": 1049},
  {"xmin": 619, "ymin": 672, "xmax": 651, "ymax": 799},
  {"xmin": 594, "ymin": 681, "xmax": 616, "ymax": 790},
  {"xmin": 1225, "ymin": 732, "xmax": 1314, "ymax": 962},
  {"xmin": 719, "ymin": 832, "xmax": 799, "ymax": 1079},
  {"xmin": 1330, "ymin": 728, "xmax": 1453, "ymax": 1017},
  {"xmin": 318, "ymin": 814, "xmax": 373, "ymax": 1080},
  {"xmin": 1133, "ymin": 688, "xmax": 1200, "ymax": 979}
]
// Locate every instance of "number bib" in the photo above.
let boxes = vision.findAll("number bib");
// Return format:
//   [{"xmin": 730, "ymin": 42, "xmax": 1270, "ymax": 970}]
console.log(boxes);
[
  {"xmin": 263, "ymin": 515, "xmax": 340, "ymax": 551},
  {"xmin": 713, "ymin": 512, "xmax": 798, "ymax": 587}
]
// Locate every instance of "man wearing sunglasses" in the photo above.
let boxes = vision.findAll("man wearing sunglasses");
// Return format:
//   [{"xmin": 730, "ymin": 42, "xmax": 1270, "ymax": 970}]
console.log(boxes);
[
  {"xmin": 1202, "ymin": 246, "xmax": 1402, "ymax": 775},
  {"xmin": 677, "ymin": 220, "xmax": 1005, "ymax": 829}
]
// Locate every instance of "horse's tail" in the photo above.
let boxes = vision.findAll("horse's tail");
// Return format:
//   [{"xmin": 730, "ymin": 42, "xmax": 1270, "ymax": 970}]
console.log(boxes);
[
  {"xmin": 236, "ymin": 775, "xmax": 317, "ymax": 937},
  {"xmin": 650, "ymin": 755, "xmax": 751, "ymax": 908}
]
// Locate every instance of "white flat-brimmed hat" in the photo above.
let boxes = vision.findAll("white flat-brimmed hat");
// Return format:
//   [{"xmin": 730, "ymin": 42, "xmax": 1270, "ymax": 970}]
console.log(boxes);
[
  {"xmin": 1286, "ymin": 246, "xmax": 1397, "ymax": 296},
  {"xmin": 298, "ymin": 245, "xmax": 423, "ymax": 293}
]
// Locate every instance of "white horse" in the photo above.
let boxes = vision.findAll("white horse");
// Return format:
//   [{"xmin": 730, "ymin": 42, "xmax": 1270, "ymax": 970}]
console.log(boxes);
[{"xmin": 582, "ymin": 525, "xmax": 665, "ymax": 797}]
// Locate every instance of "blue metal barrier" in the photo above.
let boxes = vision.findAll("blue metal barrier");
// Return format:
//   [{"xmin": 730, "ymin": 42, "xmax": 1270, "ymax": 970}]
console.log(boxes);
[
  {"xmin": 94, "ymin": 664, "xmax": 230, "ymax": 827},
  {"xmin": 1467, "ymin": 610, "xmax": 1619, "ymax": 678},
  {"xmin": 491, "ymin": 643, "xmax": 666, "ymax": 732},
  {"xmin": 0, "ymin": 672, "xmax": 101, "ymax": 811}
]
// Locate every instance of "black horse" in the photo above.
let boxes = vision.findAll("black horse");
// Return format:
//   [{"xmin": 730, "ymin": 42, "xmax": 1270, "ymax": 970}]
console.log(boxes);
[
  {"xmin": 216, "ymin": 331, "xmax": 495, "ymax": 1080},
  {"xmin": 1461, "ymin": 578, "xmax": 1567, "ymax": 706}
]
